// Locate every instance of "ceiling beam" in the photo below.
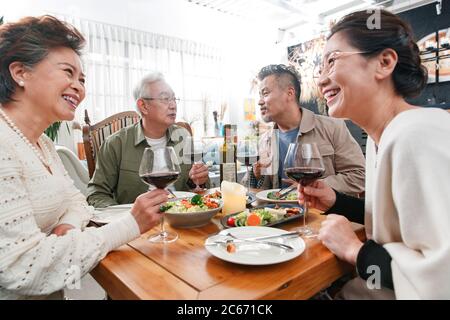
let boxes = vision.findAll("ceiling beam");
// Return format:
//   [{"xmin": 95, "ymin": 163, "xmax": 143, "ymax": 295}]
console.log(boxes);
[
  {"xmin": 260, "ymin": 0, "xmax": 327, "ymax": 29},
  {"xmin": 318, "ymin": 0, "xmax": 366, "ymax": 18},
  {"xmin": 260, "ymin": 0, "xmax": 310, "ymax": 17},
  {"xmin": 389, "ymin": 0, "xmax": 438, "ymax": 13}
]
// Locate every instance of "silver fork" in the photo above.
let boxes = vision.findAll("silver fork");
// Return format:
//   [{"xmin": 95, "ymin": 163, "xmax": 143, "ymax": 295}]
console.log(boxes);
[
  {"xmin": 277, "ymin": 185, "xmax": 297, "ymax": 200},
  {"xmin": 224, "ymin": 232, "xmax": 294, "ymax": 251}
]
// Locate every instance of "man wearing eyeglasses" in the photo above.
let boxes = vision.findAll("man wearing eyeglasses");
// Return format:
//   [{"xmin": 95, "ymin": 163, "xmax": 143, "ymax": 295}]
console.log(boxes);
[
  {"xmin": 86, "ymin": 72, "xmax": 209, "ymax": 208},
  {"xmin": 247, "ymin": 64, "xmax": 365, "ymax": 197}
]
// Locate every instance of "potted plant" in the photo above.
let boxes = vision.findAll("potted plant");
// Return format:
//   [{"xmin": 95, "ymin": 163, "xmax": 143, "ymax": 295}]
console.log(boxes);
[{"xmin": 44, "ymin": 122, "xmax": 63, "ymax": 142}]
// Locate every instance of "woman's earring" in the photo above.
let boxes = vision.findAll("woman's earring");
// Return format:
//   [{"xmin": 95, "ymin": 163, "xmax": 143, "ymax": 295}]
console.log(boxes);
[{"xmin": 18, "ymin": 80, "xmax": 25, "ymax": 87}]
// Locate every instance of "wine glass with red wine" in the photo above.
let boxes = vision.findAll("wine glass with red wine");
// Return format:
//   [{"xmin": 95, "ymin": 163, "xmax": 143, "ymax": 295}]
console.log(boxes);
[
  {"xmin": 191, "ymin": 141, "xmax": 206, "ymax": 194},
  {"xmin": 284, "ymin": 143, "xmax": 325, "ymax": 236},
  {"xmin": 183, "ymin": 136, "xmax": 206, "ymax": 194},
  {"xmin": 237, "ymin": 139, "xmax": 259, "ymax": 190},
  {"xmin": 139, "ymin": 146, "xmax": 181, "ymax": 243}
]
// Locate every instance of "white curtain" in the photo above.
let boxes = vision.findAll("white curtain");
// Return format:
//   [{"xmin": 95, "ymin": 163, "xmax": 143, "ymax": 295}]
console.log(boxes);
[{"xmin": 62, "ymin": 16, "xmax": 224, "ymax": 136}]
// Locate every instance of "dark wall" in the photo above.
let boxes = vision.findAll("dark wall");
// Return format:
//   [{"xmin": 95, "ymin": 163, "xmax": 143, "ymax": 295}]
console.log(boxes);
[
  {"xmin": 399, "ymin": 0, "xmax": 450, "ymax": 107},
  {"xmin": 299, "ymin": 2, "xmax": 450, "ymax": 155}
]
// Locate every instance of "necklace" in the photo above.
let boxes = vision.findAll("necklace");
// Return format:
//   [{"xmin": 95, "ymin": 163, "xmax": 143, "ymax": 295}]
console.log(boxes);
[{"xmin": 0, "ymin": 107, "xmax": 52, "ymax": 167}]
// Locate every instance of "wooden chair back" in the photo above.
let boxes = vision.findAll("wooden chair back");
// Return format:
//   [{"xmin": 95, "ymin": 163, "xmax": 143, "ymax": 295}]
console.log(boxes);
[
  {"xmin": 175, "ymin": 121, "xmax": 193, "ymax": 136},
  {"xmin": 82, "ymin": 110, "xmax": 140, "ymax": 177}
]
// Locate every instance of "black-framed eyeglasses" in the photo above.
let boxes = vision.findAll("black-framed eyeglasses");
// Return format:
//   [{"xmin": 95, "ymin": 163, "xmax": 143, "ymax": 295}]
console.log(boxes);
[{"xmin": 141, "ymin": 96, "xmax": 180, "ymax": 105}]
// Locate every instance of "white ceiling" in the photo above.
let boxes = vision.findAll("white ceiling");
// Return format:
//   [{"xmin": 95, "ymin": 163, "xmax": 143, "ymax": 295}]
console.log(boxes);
[{"xmin": 185, "ymin": 0, "xmax": 439, "ymax": 44}]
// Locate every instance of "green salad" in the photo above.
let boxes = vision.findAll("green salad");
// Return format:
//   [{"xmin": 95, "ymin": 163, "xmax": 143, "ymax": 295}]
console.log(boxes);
[
  {"xmin": 267, "ymin": 191, "xmax": 298, "ymax": 200},
  {"xmin": 226, "ymin": 206, "xmax": 301, "ymax": 227},
  {"xmin": 161, "ymin": 195, "xmax": 220, "ymax": 213},
  {"xmin": 231, "ymin": 208, "xmax": 278, "ymax": 227}
]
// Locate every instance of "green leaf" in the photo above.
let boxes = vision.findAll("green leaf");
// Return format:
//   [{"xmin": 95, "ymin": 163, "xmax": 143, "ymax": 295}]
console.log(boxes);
[
  {"xmin": 44, "ymin": 122, "xmax": 62, "ymax": 141},
  {"xmin": 190, "ymin": 194, "xmax": 203, "ymax": 205},
  {"xmin": 44, "ymin": 121, "xmax": 71, "ymax": 142},
  {"xmin": 159, "ymin": 202, "xmax": 174, "ymax": 212}
]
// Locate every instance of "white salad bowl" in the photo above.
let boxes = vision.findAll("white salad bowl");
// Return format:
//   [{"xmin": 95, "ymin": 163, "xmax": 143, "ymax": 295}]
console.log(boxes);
[{"xmin": 164, "ymin": 199, "xmax": 223, "ymax": 228}]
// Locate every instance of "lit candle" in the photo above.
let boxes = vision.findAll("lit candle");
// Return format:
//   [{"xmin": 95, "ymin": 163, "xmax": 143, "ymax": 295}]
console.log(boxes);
[{"xmin": 221, "ymin": 181, "xmax": 247, "ymax": 215}]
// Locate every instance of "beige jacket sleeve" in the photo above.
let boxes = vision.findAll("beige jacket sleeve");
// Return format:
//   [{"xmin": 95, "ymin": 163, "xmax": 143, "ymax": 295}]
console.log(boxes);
[{"xmin": 323, "ymin": 120, "xmax": 365, "ymax": 196}]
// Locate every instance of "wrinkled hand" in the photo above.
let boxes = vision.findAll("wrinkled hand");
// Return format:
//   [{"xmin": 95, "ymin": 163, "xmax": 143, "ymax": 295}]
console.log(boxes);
[
  {"xmin": 281, "ymin": 178, "xmax": 298, "ymax": 188},
  {"xmin": 131, "ymin": 189, "xmax": 168, "ymax": 234},
  {"xmin": 189, "ymin": 163, "xmax": 209, "ymax": 185},
  {"xmin": 318, "ymin": 214, "xmax": 363, "ymax": 265},
  {"xmin": 297, "ymin": 179, "xmax": 336, "ymax": 212},
  {"xmin": 252, "ymin": 159, "xmax": 271, "ymax": 179},
  {"xmin": 51, "ymin": 224, "xmax": 75, "ymax": 236}
]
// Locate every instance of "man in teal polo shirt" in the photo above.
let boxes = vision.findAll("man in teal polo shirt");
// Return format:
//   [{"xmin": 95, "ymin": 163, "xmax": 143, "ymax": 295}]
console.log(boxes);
[{"xmin": 86, "ymin": 72, "xmax": 209, "ymax": 208}]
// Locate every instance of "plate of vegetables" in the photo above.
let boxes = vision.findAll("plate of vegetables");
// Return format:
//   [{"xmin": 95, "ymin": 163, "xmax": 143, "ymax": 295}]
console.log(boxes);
[
  {"xmin": 220, "ymin": 204, "xmax": 303, "ymax": 228},
  {"xmin": 161, "ymin": 194, "xmax": 223, "ymax": 228},
  {"xmin": 204, "ymin": 189, "xmax": 256, "ymax": 205},
  {"xmin": 256, "ymin": 188, "xmax": 299, "ymax": 203}
]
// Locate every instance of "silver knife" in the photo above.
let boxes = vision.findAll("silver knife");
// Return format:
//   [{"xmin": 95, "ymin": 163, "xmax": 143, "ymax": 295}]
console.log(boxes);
[
  {"xmin": 207, "ymin": 231, "xmax": 300, "ymax": 242},
  {"xmin": 243, "ymin": 231, "xmax": 301, "ymax": 241},
  {"xmin": 205, "ymin": 239, "xmax": 294, "ymax": 251}
]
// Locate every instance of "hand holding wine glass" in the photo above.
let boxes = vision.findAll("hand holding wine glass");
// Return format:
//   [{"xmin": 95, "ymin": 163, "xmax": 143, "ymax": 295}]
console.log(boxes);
[
  {"xmin": 284, "ymin": 143, "xmax": 325, "ymax": 236},
  {"xmin": 297, "ymin": 179, "xmax": 336, "ymax": 212},
  {"xmin": 252, "ymin": 146, "xmax": 272, "ymax": 179},
  {"xmin": 187, "ymin": 139, "xmax": 208, "ymax": 193},
  {"xmin": 139, "ymin": 146, "xmax": 180, "ymax": 243},
  {"xmin": 237, "ymin": 138, "xmax": 259, "ymax": 189},
  {"xmin": 131, "ymin": 189, "xmax": 169, "ymax": 234}
]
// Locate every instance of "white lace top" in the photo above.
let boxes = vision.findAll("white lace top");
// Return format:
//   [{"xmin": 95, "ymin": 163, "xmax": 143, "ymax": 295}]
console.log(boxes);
[{"xmin": 0, "ymin": 120, "xmax": 140, "ymax": 299}]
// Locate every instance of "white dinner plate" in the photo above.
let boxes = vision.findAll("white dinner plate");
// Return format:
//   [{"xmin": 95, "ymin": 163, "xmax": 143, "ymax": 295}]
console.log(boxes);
[
  {"xmin": 91, "ymin": 191, "xmax": 196, "ymax": 224},
  {"xmin": 204, "ymin": 226, "xmax": 305, "ymax": 265},
  {"xmin": 95, "ymin": 204, "xmax": 133, "ymax": 210},
  {"xmin": 91, "ymin": 204, "xmax": 132, "ymax": 224},
  {"xmin": 169, "ymin": 191, "xmax": 196, "ymax": 199},
  {"xmin": 256, "ymin": 189, "xmax": 298, "ymax": 203}
]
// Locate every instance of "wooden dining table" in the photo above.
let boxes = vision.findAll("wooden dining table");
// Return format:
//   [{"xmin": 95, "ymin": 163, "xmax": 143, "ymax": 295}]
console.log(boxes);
[{"xmin": 90, "ymin": 191, "xmax": 365, "ymax": 300}]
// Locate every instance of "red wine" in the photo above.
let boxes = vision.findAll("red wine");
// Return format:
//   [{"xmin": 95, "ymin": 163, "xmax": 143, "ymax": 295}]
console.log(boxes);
[
  {"xmin": 140, "ymin": 171, "xmax": 180, "ymax": 189},
  {"xmin": 189, "ymin": 152, "xmax": 203, "ymax": 164},
  {"xmin": 237, "ymin": 154, "xmax": 259, "ymax": 166},
  {"xmin": 285, "ymin": 167, "xmax": 325, "ymax": 186}
]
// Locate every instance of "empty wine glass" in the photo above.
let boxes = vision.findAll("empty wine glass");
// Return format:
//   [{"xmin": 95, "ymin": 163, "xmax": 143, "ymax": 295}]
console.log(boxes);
[
  {"xmin": 139, "ymin": 146, "xmax": 180, "ymax": 243},
  {"xmin": 284, "ymin": 143, "xmax": 325, "ymax": 237}
]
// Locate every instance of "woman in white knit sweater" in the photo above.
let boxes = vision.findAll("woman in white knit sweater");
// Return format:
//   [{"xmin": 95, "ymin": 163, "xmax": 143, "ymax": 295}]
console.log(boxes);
[
  {"xmin": 299, "ymin": 10, "xmax": 450, "ymax": 299},
  {"xmin": 0, "ymin": 16, "xmax": 168, "ymax": 299}
]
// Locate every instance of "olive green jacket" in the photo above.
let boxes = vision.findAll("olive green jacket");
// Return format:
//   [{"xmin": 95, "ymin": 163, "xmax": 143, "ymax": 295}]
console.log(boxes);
[{"xmin": 86, "ymin": 121, "xmax": 206, "ymax": 208}]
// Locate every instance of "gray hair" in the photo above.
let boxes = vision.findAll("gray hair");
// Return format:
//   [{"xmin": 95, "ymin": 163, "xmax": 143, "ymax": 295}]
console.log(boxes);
[{"xmin": 133, "ymin": 72, "xmax": 165, "ymax": 114}]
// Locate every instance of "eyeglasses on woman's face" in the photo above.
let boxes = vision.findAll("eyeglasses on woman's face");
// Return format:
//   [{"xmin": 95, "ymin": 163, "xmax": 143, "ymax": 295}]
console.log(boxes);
[{"xmin": 313, "ymin": 51, "xmax": 369, "ymax": 80}]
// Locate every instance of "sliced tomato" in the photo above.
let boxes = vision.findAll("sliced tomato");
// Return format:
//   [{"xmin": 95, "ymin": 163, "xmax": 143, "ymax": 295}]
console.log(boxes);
[
  {"xmin": 246, "ymin": 214, "xmax": 261, "ymax": 226},
  {"xmin": 205, "ymin": 200, "xmax": 219, "ymax": 209},
  {"xmin": 181, "ymin": 199, "xmax": 193, "ymax": 208},
  {"xmin": 227, "ymin": 217, "xmax": 236, "ymax": 227}
]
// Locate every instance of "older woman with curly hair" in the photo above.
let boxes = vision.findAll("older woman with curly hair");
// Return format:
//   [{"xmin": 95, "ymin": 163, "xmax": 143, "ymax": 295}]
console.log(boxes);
[{"xmin": 0, "ymin": 16, "xmax": 167, "ymax": 299}]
